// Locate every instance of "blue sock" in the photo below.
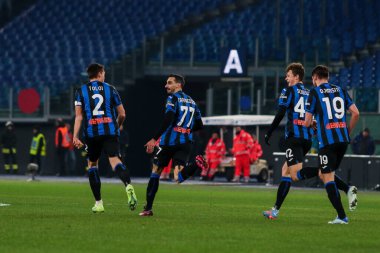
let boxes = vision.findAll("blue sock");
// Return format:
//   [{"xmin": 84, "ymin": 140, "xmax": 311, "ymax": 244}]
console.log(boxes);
[
  {"xmin": 88, "ymin": 167, "xmax": 101, "ymax": 201},
  {"xmin": 274, "ymin": 177, "xmax": 291, "ymax": 210},
  {"xmin": 114, "ymin": 163, "xmax": 131, "ymax": 186},
  {"xmin": 145, "ymin": 173, "xmax": 160, "ymax": 210}
]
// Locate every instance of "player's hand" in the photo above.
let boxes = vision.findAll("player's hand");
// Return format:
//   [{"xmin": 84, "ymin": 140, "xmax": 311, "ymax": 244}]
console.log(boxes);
[
  {"xmin": 312, "ymin": 120, "xmax": 317, "ymax": 131},
  {"xmin": 73, "ymin": 137, "xmax": 84, "ymax": 149},
  {"xmin": 144, "ymin": 138, "xmax": 156, "ymax": 154},
  {"xmin": 264, "ymin": 133, "xmax": 271, "ymax": 146}
]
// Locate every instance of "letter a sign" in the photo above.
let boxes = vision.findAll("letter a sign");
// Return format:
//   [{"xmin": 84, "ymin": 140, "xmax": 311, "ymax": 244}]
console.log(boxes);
[{"xmin": 221, "ymin": 48, "xmax": 247, "ymax": 77}]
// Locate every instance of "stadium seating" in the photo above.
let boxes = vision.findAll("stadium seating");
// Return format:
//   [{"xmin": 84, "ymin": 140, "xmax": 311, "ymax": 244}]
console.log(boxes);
[
  {"xmin": 0, "ymin": 0, "xmax": 233, "ymax": 96},
  {"xmin": 157, "ymin": 0, "xmax": 380, "ymax": 64}
]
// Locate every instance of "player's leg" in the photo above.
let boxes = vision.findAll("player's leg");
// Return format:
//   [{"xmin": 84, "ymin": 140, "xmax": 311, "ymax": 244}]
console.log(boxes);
[
  {"xmin": 172, "ymin": 143, "xmax": 208, "ymax": 183},
  {"xmin": 85, "ymin": 138, "xmax": 104, "ymax": 213},
  {"xmin": 200, "ymin": 158, "xmax": 210, "ymax": 180},
  {"xmin": 334, "ymin": 143, "xmax": 357, "ymax": 211},
  {"xmin": 319, "ymin": 145, "xmax": 348, "ymax": 224},
  {"xmin": 106, "ymin": 136, "xmax": 137, "ymax": 210},
  {"xmin": 263, "ymin": 161, "xmax": 290, "ymax": 219},
  {"xmin": 140, "ymin": 146, "xmax": 171, "ymax": 216}
]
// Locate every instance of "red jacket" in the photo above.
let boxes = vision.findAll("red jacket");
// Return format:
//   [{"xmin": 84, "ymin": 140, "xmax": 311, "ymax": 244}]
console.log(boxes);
[
  {"xmin": 250, "ymin": 140, "xmax": 263, "ymax": 162},
  {"xmin": 205, "ymin": 138, "xmax": 226, "ymax": 162},
  {"xmin": 232, "ymin": 130, "xmax": 253, "ymax": 157}
]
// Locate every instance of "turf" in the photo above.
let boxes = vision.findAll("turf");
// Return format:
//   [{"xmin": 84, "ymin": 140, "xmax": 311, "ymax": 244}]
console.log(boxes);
[{"xmin": 0, "ymin": 179, "xmax": 379, "ymax": 253}]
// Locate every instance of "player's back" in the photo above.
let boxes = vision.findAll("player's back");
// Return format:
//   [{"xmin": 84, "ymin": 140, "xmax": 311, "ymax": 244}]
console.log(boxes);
[
  {"xmin": 75, "ymin": 81, "xmax": 121, "ymax": 138},
  {"xmin": 308, "ymin": 83, "xmax": 353, "ymax": 148},
  {"xmin": 160, "ymin": 91, "xmax": 202, "ymax": 146},
  {"xmin": 279, "ymin": 83, "xmax": 312, "ymax": 140}
]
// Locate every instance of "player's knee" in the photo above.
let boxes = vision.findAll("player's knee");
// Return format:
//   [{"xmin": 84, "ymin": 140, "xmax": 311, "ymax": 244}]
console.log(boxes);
[{"xmin": 290, "ymin": 174, "xmax": 299, "ymax": 182}]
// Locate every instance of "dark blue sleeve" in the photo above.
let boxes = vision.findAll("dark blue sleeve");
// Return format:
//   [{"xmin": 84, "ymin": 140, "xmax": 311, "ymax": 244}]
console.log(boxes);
[
  {"xmin": 165, "ymin": 95, "xmax": 177, "ymax": 113},
  {"xmin": 305, "ymin": 89, "xmax": 317, "ymax": 114},
  {"xmin": 278, "ymin": 88, "xmax": 292, "ymax": 108},
  {"xmin": 74, "ymin": 88, "xmax": 82, "ymax": 106},
  {"xmin": 112, "ymin": 87, "xmax": 122, "ymax": 106},
  {"xmin": 344, "ymin": 89, "xmax": 354, "ymax": 109}
]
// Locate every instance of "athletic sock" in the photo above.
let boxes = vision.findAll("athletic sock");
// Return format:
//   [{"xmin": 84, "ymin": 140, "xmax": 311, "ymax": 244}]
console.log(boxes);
[
  {"xmin": 334, "ymin": 174, "xmax": 349, "ymax": 194},
  {"xmin": 114, "ymin": 163, "xmax": 131, "ymax": 186},
  {"xmin": 297, "ymin": 167, "xmax": 319, "ymax": 180},
  {"xmin": 177, "ymin": 162, "xmax": 198, "ymax": 183},
  {"xmin": 274, "ymin": 177, "xmax": 292, "ymax": 210},
  {"xmin": 145, "ymin": 173, "xmax": 160, "ymax": 210},
  {"xmin": 88, "ymin": 167, "xmax": 101, "ymax": 201},
  {"xmin": 325, "ymin": 181, "xmax": 346, "ymax": 219}
]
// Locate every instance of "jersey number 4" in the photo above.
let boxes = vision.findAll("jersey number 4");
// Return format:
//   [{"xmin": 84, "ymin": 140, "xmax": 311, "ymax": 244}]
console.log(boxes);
[
  {"xmin": 178, "ymin": 106, "xmax": 195, "ymax": 127},
  {"xmin": 294, "ymin": 97, "xmax": 305, "ymax": 118}
]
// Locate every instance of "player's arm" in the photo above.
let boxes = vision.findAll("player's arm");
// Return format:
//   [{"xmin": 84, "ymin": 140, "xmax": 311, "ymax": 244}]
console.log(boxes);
[
  {"xmin": 153, "ymin": 111, "xmax": 175, "ymax": 141},
  {"xmin": 304, "ymin": 89, "xmax": 317, "ymax": 128},
  {"xmin": 264, "ymin": 88, "xmax": 290, "ymax": 145},
  {"xmin": 304, "ymin": 112, "xmax": 313, "ymax": 127},
  {"xmin": 192, "ymin": 105, "xmax": 203, "ymax": 132},
  {"xmin": 145, "ymin": 95, "xmax": 177, "ymax": 153},
  {"xmin": 115, "ymin": 104, "xmax": 126, "ymax": 129},
  {"xmin": 347, "ymin": 104, "xmax": 359, "ymax": 135},
  {"xmin": 73, "ymin": 106, "xmax": 84, "ymax": 149}
]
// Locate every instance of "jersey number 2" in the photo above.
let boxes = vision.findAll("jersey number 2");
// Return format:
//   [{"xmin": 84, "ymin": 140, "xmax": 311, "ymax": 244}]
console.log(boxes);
[{"xmin": 92, "ymin": 94, "xmax": 105, "ymax": 116}]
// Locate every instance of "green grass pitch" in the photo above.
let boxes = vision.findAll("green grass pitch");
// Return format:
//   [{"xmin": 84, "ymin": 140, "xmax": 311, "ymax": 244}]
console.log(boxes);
[{"xmin": 0, "ymin": 179, "xmax": 379, "ymax": 253}]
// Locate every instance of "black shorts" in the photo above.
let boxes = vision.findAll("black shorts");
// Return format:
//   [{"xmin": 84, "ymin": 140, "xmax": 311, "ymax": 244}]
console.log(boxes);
[
  {"xmin": 284, "ymin": 137, "xmax": 312, "ymax": 166},
  {"xmin": 85, "ymin": 135, "xmax": 120, "ymax": 162},
  {"xmin": 153, "ymin": 143, "xmax": 192, "ymax": 168},
  {"xmin": 318, "ymin": 143, "xmax": 348, "ymax": 174}
]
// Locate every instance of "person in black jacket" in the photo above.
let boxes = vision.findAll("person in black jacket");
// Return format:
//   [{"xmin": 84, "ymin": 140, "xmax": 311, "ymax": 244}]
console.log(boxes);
[{"xmin": 1, "ymin": 121, "xmax": 18, "ymax": 174}]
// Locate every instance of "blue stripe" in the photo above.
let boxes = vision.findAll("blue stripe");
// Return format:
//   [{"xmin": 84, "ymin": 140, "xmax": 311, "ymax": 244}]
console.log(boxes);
[
  {"xmin": 326, "ymin": 89, "xmax": 344, "ymax": 143},
  {"xmin": 281, "ymin": 177, "xmax": 292, "ymax": 182},
  {"xmin": 325, "ymin": 181, "xmax": 340, "ymax": 197},
  {"xmin": 88, "ymin": 167, "xmax": 99, "ymax": 183},
  {"xmin": 150, "ymin": 173, "xmax": 160, "ymax": 179},
  {"xmin": 92, "ymin": 83, "xmax": 105, "ymax": 136},
  {"xmin": 316, "ymin": 88, "xmax": 334, "ymax": 146},
  {"xmin": 293, "ymin": 87, "xmax": 300, "ymax": 138},
  {"xmin": 104, "ymin": 84, "xmax": 116, "ymax": 135},
  {"xmin": 177, "ymin": 171, "xmax": 184, "ymax": 183},
  {"xmin": 297, "ymin": 170, "xmax": 304, "ymax": 180},
  {"xmin": 82, "ymin": 85, "xmax": 93, "ymax": 137}
]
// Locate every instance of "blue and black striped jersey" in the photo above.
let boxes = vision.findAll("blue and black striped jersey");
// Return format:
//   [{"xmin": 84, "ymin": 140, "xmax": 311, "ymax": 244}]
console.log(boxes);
[
  {"xmin": 160, "ymin": 91, "xmax": 202, "ymax": 146},
  {"xmin": 306, "ymin": 83, "xmax": 354, "ymax": 148},
  {"xmin": 74, "ymin": 81, "xmax": 122, "ymax": 138},
  {"xmin": 278, "ymin": 83, "xmax": 313, "ymax": 140}
]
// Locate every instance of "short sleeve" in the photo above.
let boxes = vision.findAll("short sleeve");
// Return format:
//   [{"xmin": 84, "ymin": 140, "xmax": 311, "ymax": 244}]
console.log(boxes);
[
  {"xmin": 165, "ymin": 95, "xmax": 177, "ymax": 113},
  {"xmin": 278, "ymin": 88, "xmax": 292, "ymax": 108},
  {"xmin": 74, "ymin": 88, "xmax": 82, "ymax": 106},
  {"xmin": 194, "ymin": 105, "xmax": 202, "ymax": 120},
  {"xmin": 112, "ymin": 87, "xmax": 122, "ymax": 106},
  {"xmin": 305, "ymin": 89, "xmax": 317, "ymax": 114},
  {"xmin": 343, "ymin": 89, "xmax": 354, "ymax": 109}
]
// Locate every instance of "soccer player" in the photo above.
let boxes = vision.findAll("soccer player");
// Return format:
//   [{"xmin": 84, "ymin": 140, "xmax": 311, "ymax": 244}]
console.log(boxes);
[
  {"xmin": 305, "ymin": 65, "xmax": 360, "ymax": 224},
  {"xmin": 140, "ymin": 74, "xmax": 208, "ymax": 216},
  {"xmin": 73, "ymin": 63, "xmax": 137, "ymax": 213},
  {"xmin": 262, "ymin": 63, "xmax": 356, "ymax": 220}
]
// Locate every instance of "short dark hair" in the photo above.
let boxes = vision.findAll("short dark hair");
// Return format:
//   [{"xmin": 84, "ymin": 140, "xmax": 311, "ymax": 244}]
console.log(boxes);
[
  {"xmin": 312, "ymin": 65, "xmax": 329, "ymax": 79},
  {"xmin": 87, "ymin": 63, "xmax": 104, "ymax": 79},
  {"xmin": 168, "ymin": 74, "xmax": 185, "ymax": 87},
  {"xmin": 286, "ymin": 62, "xmax": 304, "ymax": 81}
]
